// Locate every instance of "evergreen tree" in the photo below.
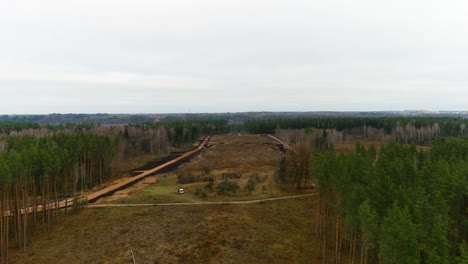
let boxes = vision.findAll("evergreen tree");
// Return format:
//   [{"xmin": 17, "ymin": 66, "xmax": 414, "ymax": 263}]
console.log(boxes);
[{"xmin": 379, "ymin": 204, "xmax": 419, "ymax": 264}]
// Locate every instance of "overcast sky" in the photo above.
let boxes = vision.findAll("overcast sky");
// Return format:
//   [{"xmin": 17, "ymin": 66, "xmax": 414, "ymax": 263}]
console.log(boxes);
[{"xmin": 1, "ymin": 0, "xmax": 467, "ymax": 114}]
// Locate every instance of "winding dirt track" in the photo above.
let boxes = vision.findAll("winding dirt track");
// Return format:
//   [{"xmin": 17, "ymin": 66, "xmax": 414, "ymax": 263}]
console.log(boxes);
[
  {"xmin": 5, "ymin": 134, "xmax": 305, "ymax": 216},
  {"xmin": 86, "ymin": 136, "xmax": 212, "ymax": 202},
  {"xmin": 87, "ymin": 194, "xmax": 316, "ymax": 208},
  {"xmin": 3, "ymin": 136, "xmax": 212, "ymax": 216},
  {"xmin": 267, "ymin": 135, "xmax": 297, "ymax": 154}
]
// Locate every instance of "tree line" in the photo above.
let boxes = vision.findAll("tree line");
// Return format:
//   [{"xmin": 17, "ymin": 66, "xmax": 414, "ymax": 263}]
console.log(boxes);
[
  {"xmin": 0, "ymin": 114, "xmax": 153, "ymax": 124},
  {"xmin": 0, "ymin": 122, "xmax": 40, "ymax": 135},
  {"xmin": 130, "ymin": 120, "xmax": 230, "ymax": 147},
  {"xmin": 245, "ymin": 117, "xmax": 468, "ymax": 145}
]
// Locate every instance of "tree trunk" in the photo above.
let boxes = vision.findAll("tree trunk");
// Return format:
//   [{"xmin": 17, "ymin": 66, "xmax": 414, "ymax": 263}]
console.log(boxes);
[
  {"xmin": 351, "ymin": 230, "xmax": 357, "ymax": 264},
  {"xmin": 323, "ymin": 205, "xmax": 328, "ymax": 264},
  {"xmin": 21, "ymin": 177, "xmax": 27, "ymax": 250},
  {"xmin": 0, "ymin": 188, "xmax": 5, "ymax": 263}
]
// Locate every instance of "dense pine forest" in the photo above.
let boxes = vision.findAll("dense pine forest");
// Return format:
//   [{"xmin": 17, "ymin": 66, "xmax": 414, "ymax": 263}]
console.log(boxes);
[
  {"xmin": 268, "ymin": 117, "xmax": 468, "ymax": 263},
  {"xmin": 309, "ymin": 140, "xmax": 467, "ymax": 263},
  {"xmin": 0, "ymin": 116, "xmax": 467, "ymax": 263}
]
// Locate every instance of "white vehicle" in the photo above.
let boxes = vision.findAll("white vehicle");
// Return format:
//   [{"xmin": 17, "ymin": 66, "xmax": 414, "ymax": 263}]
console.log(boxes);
[{"xmin": 177, "ymin": 188, "xmax": 185, "ymax": 194}]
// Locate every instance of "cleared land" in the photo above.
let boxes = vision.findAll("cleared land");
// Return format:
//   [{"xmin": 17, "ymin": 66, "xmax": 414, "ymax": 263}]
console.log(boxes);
[{"xmin": 11, "ymin": 134, "xmax": 319, "ymax": 263}]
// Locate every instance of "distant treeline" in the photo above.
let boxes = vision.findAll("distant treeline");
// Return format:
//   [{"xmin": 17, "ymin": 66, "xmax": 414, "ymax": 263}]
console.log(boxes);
[
  {"xmin": 3, "ymin": 111, "xmax": 468, "ymax": 125},
  {"xmin": 129, "ymin": 120, "xmax": 230, "ymax": 147},
  {"xmin": 0, "ymin": 121, "xmax": 107, "ymax": 135},
  {"xmin": 0, "ymin": 114, "xmax": 153, "ymax": 124},
  {"xmin": 0, "ymin": 121, "xmax": 40, "ymax": 134},
  {"xmin": 246, "ymin": 117, "xmax": 468, "ymax": 145},
  {"xmin": 246, "ymin": 117, "xmax": 468, "ymax": 135}
]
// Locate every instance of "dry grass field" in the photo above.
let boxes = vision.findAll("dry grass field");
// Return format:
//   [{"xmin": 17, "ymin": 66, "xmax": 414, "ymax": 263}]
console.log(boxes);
[
  {"xmin": 10, "ymin": 134, "xmax": 321, "ymax": 263},
  {"xmin": 184, "ymin": 134, "xmax": 282, "ymax": 172},
  {"xmin": 11, "ymin": 199, "xmax": 318, "ymax": 264}
]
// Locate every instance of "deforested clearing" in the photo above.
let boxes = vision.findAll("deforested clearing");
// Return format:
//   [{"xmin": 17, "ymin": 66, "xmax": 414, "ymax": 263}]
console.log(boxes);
[{"xmin": 10, "ymin": 134, "xmax": 320, "ymax": 264}]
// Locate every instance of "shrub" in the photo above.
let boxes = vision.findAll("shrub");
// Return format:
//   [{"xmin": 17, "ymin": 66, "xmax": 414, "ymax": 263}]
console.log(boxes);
[
  {"xmin": 244, "ymin": 175, "xmax": 259, "ymax": 194},
  {"xmin": 195, "ymin": 188, "xmax": 208, "ymax": 198},
  {"xmin": 177, "ymin": 171, "xmax": 197, "ymax": 184},
  {"xmin": 202, "ymin": 165, "xmax": 212, "ymax": 175},
  {"xmin": 216, "ymin": 180, "xmax": 240, "ymax": 195},
  {"xmin": 249, "ymin": 172, "xmax": 267, "ymax": 183},
  {"xmin": 205, "ymin": 181, "xmax": 214, "ymax": 193},
  {"xmin": 221, "ymin": 172, "xmax": 242, "ymax": 180},
  {"xmin": 202, "ymin": 175, "xmax": 215, "ymax": 182}
]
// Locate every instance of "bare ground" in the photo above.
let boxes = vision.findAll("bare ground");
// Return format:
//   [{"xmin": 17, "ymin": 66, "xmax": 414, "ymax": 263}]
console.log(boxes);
[
  {"xmin": 94, "ymin": 175, "xmax": 159, "ymax": 203},
  {"xmin": 11, "ymin": 197, "xmax": 319, "ymax": 264},
  {"xmin": 182, "ymin": 134, "xmax": 283, "ymax": 173}
]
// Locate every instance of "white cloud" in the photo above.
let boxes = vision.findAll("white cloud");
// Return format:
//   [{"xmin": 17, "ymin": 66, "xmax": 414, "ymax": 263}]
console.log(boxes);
[
  {"xmin": 0, "ymin": 0, "xmax": 467, "ymax": 113},
  {"xmin": 0, "ymin": 70, "xmax": 218, "ymax": 92}
]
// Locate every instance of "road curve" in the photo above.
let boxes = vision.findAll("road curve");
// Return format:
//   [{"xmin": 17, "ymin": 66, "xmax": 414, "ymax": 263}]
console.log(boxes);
[
  {"xmin": 267, "ymin": 135, "xmax": 297, "ymax": 154},
  {"xmin": 86, "ymin": 136, "xmax": 212, "ymax": 202},
  {"xmin": 4, "ymin": 135, "xmax": 302, "ymax": 216},
  {"xmin": 86, "ymin": 193, "xmax": 317, "ymax": 208},
  {"xmin": 3, "ymin": 136, "xmax": 212, "ymax": 217}
]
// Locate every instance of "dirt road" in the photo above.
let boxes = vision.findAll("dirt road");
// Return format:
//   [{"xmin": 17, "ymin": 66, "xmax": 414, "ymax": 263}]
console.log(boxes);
[
  {"xmin": 86, "ymin": 136, "xmax": 212, "ymax": 202},
  {"xmin": 86, "ymin": 193, "xmax": 316, "ymax": 208},
  {"xmin": 267, "ymin": 135, "xmax": 297, "ymax": 153},
  {"xmin": 3, "ymin": 136, "xmax": 212, "ymax": 217}
]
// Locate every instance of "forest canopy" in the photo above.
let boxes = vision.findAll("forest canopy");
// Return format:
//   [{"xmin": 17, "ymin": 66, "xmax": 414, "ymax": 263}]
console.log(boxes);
[{"xmin": 310, "ymin": 139, "xmax": 468, "ymax": 263}]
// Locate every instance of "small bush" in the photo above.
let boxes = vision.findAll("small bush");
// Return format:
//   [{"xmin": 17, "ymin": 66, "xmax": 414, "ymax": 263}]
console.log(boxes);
[
  {"xmin": 244, "ymin": 175, "xmax": 259, "ymax": 194},
  {"xmin": 177, "ymin": 171, "xmax": 197, "ymax": 184},
  {"xmin": 202, "ymin": 175, "xmax": 215, "ymax": 182},
  {"xmin": 205, "ymin": 181, "xmax": 214, "ymax": 193},
  {"xmin": 202, "ymin": 165, "xmax": 212, "ymax": 175},
  {"xmin": 216, "ymin": 180, "xmax": 240, "ymax": 195},
  {"xmin": 221, "ymin": 172, "xmax": 242, "ymax": 180},
  {"xmin": 195, "ymin": 188, "xmax": 208, "ymax": 198}
]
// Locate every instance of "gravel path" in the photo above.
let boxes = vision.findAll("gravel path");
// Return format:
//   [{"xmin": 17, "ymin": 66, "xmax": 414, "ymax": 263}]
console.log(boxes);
[{"xmin": 86, "ymin": 193, "xmax": 316, "ymax": 208}]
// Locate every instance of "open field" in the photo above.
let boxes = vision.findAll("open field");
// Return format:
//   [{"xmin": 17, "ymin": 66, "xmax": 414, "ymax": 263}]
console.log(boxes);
[
  {"xmin": 99, "ymin": 134, "xmax": 300, "ymax": 204},
  {"xmin": 183, "ymin": 134, "xmax": 283, "ymax": 172},
  {"xmin": 10, "ymin": 134, "xmax": 321, "ymax": 263}
]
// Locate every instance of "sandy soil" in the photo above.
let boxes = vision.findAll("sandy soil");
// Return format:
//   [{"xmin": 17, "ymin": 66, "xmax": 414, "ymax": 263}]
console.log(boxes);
[{"xmin": 94, "ymin": 175, "xmax": 159, "ymax": 203}]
